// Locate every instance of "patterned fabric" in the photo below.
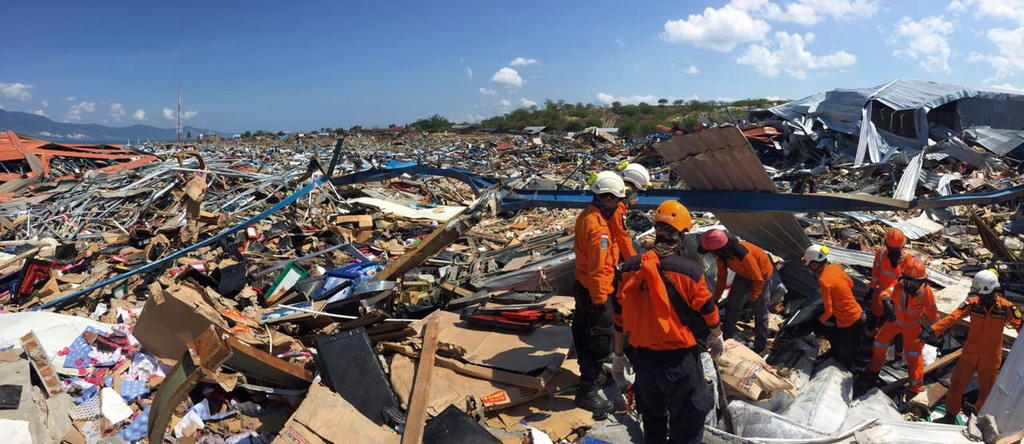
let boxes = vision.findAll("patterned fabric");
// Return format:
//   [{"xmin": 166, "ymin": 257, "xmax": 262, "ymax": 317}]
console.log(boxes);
[{"xmin": 119, "ymin": 404, "xmax": 151, "ymax": 442}]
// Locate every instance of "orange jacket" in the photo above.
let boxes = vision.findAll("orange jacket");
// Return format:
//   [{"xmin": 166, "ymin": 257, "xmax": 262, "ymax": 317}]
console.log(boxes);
[
  {"xmin": 933, "ymin": 295, "xmax": 1022, "ymax": 363},
  {"xmin": 878, "ymin": 283, "xmax": 938, "ymax": 329},
  {"xmin": 714, "ymin": 240, "xmax": 774, "ymax": 300},
  {"xmin": 609, "ymin": 201, "xmax": 637, "ymax": 261},
  {"xmin": 818, "ymin": 263, "xmax": 863, "ymax": 328},
  {"xmin": 615, "ymin": 251, "xmax": 719, "ymax": 350},
  {"xmin": 574, "ymin": 205, "xmax": 619, "ymax": 305},
  {"xmin": 870, "ymin": 247, "xmax": 905, "ymax": 316}
]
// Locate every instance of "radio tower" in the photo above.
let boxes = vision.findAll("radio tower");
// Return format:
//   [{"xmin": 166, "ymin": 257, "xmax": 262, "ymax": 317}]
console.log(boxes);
[{"xmin": 176, "ymin": 86, "xmax": 182, "ymax": 142}]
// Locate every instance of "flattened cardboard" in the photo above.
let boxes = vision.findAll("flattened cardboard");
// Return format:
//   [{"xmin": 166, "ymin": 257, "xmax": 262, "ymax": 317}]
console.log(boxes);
[
  {"xmin": 273, "ymin": 383, "xmax": 399, "ymax": 444},
  {"xmin": 133, "ymin": 282, "xmax": 230, "ymax": 361},
  {"xmin": 410, "ymin": 310, "xmax": 571, "ymax": 374}
]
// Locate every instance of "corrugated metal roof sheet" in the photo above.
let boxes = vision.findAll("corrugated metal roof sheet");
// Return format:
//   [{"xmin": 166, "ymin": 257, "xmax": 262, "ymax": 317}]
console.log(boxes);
[
  {"xmin": 869, "ymin": 79, "xmax": 977, "ymax": 111},
  {"xmin": 963, "ymin": 126, "xmax": 1024, "ymax": 157},
  {"xmin": 655, "ymin": 127, "xmax": 810, "ymax": 260}
]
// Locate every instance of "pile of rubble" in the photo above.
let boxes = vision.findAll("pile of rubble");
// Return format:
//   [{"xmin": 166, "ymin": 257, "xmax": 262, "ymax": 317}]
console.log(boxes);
[{"xmin": 0, "ymin": 79, "xmax": 1022, "ymax": 444}]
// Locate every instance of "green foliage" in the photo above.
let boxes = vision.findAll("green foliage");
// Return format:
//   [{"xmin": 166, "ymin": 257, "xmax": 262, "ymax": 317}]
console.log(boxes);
[
  {"xmin": 241, "ymin": 131, "xmax": 252, "ymax": 138},
  {"xmin": 408, "ymin": 114, "xmax": 453, "ymax": 132},
  {"xmin": 349, "ymin": 125, "xmax": 362, "ymax": 133},
  {"xmin": 658, "ymin": 98, "xmax": 668, "ymax": 106}
]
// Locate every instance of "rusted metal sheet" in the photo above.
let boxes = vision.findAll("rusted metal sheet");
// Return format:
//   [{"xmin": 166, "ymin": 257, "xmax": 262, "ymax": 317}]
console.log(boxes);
[
  {"xmin": 655, "ymin": 126, "xmax": 811, "ymax": 260},
  {"xmin": 0, "ymin": 131, "xmax": 157, "ymax": 183}
]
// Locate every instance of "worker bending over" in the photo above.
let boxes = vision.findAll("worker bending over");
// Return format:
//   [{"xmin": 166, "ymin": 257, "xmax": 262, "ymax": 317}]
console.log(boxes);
[
  {"xmin": 572, "ymin": 171, "xmax": 625, "ymax": 413},
  {"xmin": 866, "ymin": 256, "xmax": 938, "ymax": 397},
  {"xmin": 868, "ymin": 228, "xmax": 909, "ymax": 327},
  {"xmin": 804, "ymin": 244, "xmax": 865, "ymax": 369},
  {"xmin": 609, "ymin": 162, "xmax": 650, "ymax": 261},
  {"xmin": 613, "ymin": 200, "xmax": 724, "ymax": 444},
  {"xmin": 699, "ymin": 229, "xmax": 778, "ymax": 352},
  {"xmin": 927, "ymin": 269, "xmax": 1022, "ymax": 422}
]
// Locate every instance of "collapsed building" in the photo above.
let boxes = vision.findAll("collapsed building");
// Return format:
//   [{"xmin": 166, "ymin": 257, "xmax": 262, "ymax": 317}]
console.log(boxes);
[{"xmin": 0, "ymin": 78, "xmax": 1022, "ymax": 443}]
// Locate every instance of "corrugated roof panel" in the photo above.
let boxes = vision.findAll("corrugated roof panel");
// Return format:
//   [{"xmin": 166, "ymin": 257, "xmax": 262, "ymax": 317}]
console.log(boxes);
[{"xmin": 656, "ymin": 127, "xmax": 810, "ymax": 260}]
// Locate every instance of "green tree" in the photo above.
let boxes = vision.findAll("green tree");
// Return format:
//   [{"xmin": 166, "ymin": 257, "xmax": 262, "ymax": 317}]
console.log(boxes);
[
  {"xmin": 583, "ymin": 118, "xmax": 603, "ymax": 128},
  {"xmin": 619, "ymin": 105, "xmax": 639, "ymax": 116},
  {"xmin": 673, "ymin": 99, "xmax": 684, "ymax": 106},
  {"xmin": 658, "ymin": 98, "xmax": 668, "ymax": 106},
  {"xmin": 611, "ymin": 101, "xmax": 622, "ymax": 109},
  {"xmin": 409, "ymin": 114, "xmax": 453, "ymax": 132},
  {"xmin": 241, "ymin": 131, "xmax": 252, "ymax": 138},
  {"xmin": 277, "ymin": 131, "xmax": 285, "ymax": 136},
  {"xmin": 349, "ymin": 125, "xmax": 362, "ymax": 133}
]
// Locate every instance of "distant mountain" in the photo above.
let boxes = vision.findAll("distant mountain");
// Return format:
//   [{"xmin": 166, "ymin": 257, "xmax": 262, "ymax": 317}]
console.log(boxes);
[{"xmin": 0, "ymin": 108, "xmax": 224, "ymax": 143}]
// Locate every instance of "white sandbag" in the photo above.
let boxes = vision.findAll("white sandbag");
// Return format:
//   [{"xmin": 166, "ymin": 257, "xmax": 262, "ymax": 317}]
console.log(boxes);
[
  {"xmin": 727, "ymin": 400, "xmax": 826, "ymax": 440},
  {"xmin": 840, "ymin": 388, "xmax": 902, "ymax": 431},
  {"xmin": 778, "ymin": 362, "xmax": 853, "ymax": 434}
]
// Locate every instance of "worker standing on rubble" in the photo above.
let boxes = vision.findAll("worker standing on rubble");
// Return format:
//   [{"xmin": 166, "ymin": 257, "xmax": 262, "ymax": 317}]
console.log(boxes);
[
  {"xmin": 571, "ymin": 171, "xmax": 625, "ymax": 413},
  {"xmin": 613, "ymin": 200, "xmax": 724, "ymax": 444},
  {"xmin": 927, "ymin": 269, "xmax": 1022, "ymax": 422},
  {"xmin": 699, "ymin": 229, "xmax": 778, "ymax": 353},
  {"xmin": 866, "ymin": 255, "xmax": 938, "ymax": 398},
  {"xmin": 804, "ymin": 244, "xmax": 864, "ymax": 369},
  {"xmin": 609, "ymin": 162, "xmax": 650, "ymax": 261},
  {"xmin": 867, "ymin": 228, "xmax": 909, "ymax": 327}
]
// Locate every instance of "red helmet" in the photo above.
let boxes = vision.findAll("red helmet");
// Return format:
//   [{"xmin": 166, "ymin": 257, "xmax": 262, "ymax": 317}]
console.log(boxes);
[
  {"xmin": 885, "ymin": 227, "xmax": 907, "ymax": 248},
  {"xmin": 700, "ymin": 229, "xmax": 729, "ymax": 251},
  {"xmin": 902, "ymin": 255, "xmax": 927, "ymax": 279}
]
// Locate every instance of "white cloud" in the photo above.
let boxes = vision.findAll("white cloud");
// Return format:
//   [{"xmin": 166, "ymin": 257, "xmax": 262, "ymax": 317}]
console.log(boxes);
[
  {"xmin": 661, "ymin": 3, "xmax": 771, "ymax": 51},
  {"xmin": 509, "ymin": 57, "xmax": 539, "ymax": 66},
  {"xmin": 892, "ymin": 16, "xmax": 954, "ymax": 73},
  {"xmin": 0, "ymin": 82, "xmax": 34, "ymax": 101},
  {"xmin": 32, "ymin": 110, "xmax": 46, "ymax": 117},
  {"xmin": 463, "ymin": 114, "xmax": 485, "ymax": 123},
  {"xmin": 479, "ymin": 87, "xmax": 497, "ymax": 95},
  {"xmin": 735, "ymin": 0, "xmax": 878, "ymax": 25},
  {"xmin": 736, "ymin": 31, "xmax": 856, "ymax": 79},
  {"xmin": 67, "ymin": 96, "xmax": 76, "ymax": 102},
  {"xmin": 985, "ymin": 82, "xmax": 1024, "ymax": 93},
  {"xmin": 969, "ymin": 26, "xmax": 1024, "ymax": 80},
  {"xmin": 65, "ymin": 101, "xmax": 96, "ymax": 121},
  {"xmin": 498, "ymin": 99, "xmax": 512, "ymax": 107},
  {"xmin": 949, "ymin": 0, "xmax": 1024, "ymax": 25},
  {"xmin": 685, "ymin": 65, "xmax": 700, "ymax": 74},
  {"xmin": 41, "ymin": 100, "xmax": 48, "ymax": 108},
  {"xmin": 162, "ymin": 107, "xmax": 198, "ymax": 121},
  {"xmin": 464, "ymin": 66, "xmax": 473, "ymax": 79},
  {"xmin": 132, "ymin": 109, "xmax": 147, "ymax": 121},
  {"xmin": 491, "ymin": 67, "xmax": 523, "ymax": 87},
  {"xmin": 519, "ymin": 98, "xmax": 538, "ymax": 107},
  {"xmin": 615, "ymin": 38, "xmax": 626, "ymax": 48},
  {"xmin": 109, "ymin": 102, "xmax": 125, "ymax": 121}
]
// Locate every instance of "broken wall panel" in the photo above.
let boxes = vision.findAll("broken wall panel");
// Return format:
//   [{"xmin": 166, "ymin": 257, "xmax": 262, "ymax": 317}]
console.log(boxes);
[{"xmin": 655, "ymin": 126, "xmax": 810, "ymax": 260}]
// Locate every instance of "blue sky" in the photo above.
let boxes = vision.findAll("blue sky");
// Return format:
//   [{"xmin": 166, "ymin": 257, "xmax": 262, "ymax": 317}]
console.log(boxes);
[{"xmin": 2, "ymin": 0, "xmax": 1024, "ymax": 132}]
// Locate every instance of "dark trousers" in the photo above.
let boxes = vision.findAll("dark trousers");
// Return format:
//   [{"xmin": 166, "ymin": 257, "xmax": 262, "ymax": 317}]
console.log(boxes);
[
  {"xmin": 721, "ymin": 273, "xmax": 776, "ymax": 350},
  {"xmin": 826, "ymin": 319, "xmax": 864, "ymax": 370},
  {"xmin": 633, "ymin": 347, "xmax": 713, "ymax": 444},
  {"xmin": 572, "ymin": 281, "xmax": 612, "ymax": 387}
]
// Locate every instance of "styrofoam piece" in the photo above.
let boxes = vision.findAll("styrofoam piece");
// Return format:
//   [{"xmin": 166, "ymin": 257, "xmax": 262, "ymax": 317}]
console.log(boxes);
[
  {"xmin": 100, "ymin": 387, "xmax": 133, "ymax": 424},
  {"xmin": 0, "ymin": 419, "xmax": 33, "ymax": 444},
  {"xmin": 0, "ymin": 312, "xmax": 113, "ymax": 372}
]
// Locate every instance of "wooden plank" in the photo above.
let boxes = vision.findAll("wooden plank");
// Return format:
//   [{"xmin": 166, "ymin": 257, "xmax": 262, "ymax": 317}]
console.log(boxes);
[
  {"xmin": 401, "ymin": 313, "xmax": 441, "ymax": 444},
  {"xmin": 882, "ymin": 348, "xmax": 962, "ymax": 393}
]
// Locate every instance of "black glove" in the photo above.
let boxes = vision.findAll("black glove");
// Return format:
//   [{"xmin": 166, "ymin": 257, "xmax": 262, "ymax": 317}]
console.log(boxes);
[
  {"xmin": 882, "ymin": 299, "xmax": 897, "ymax": 323},
  {"xmin": 918, "ymin": 325, "xmax": 934, "ymax": 343}
]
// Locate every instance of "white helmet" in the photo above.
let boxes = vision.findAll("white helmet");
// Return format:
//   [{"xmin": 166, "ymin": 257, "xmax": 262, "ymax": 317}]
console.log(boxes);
[
  {"xmin": 621, "ymin": 163, "xmax": 650, "ymax": 191},
  {"xmin": 591, "ymin": 171, "xmax": 626, "ymax": 198},
  {"xmin": 803, "ymin": 244, "xmax": 829, "ymax": 265},
  {"xmin": 972, "ymin": 269, "xmax": 1000, "ymax": 294}
]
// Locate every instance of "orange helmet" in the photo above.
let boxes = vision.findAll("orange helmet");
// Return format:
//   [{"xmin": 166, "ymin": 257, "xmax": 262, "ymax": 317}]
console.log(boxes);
[
  {"xmin": 654, "ymin": 200, "xmax": 693, "ymax": 232},
  {"xmin": 902, "ymin": 255, "xmax": 927, "ymax": 279},
  {"xmin": 885, "ymin": 227, "xmax": 907, "ymax": 248}
]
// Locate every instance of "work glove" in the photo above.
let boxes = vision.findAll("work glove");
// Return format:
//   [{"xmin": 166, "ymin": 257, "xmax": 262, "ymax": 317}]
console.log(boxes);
[
  {"xmin": 882, "ymin": 299, "xmax": 897, "ymax": 323},
  {"xmin": 918, "ymin": 325, "xmax": 934, "ymax": 343},
  {"xmin": 611, "ymin": 354, "xmax": 632, "ymax": 389},
  {"xmin": 708, "ymin": 327, "xmax": 725, "ymax": 360},
  {"xmin": 820, "ymin": 316, "xmax": 836, "ymax": 328}
]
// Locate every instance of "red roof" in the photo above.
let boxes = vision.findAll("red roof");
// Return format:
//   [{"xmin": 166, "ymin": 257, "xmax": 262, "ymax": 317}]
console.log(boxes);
[{"xmin": 0, "ymin": 131, "xmax": 157, "ymax": 183}]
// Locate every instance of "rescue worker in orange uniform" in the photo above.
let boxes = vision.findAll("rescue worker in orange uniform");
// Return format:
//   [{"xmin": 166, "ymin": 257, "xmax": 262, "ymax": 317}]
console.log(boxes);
[
  {"xmin": 612, "ymin": 200, "xmax": 724, "ymax": 444},
  {"xmin": 868, "ymin": 228, "xmax": 909, "ymax": 325},
  {"xmin": 572, "ymin": 171, "xmax": 625, "ymax": 413},
  {"xmin": 804, "ymin": 244, "xmax": 865, "ymax": 369},
  {"xmin": 927, "ymin": 269, "xmax": 1023, "ymax": 422},
  {"xmin": 699, "ymin": 229, "xmax": 779, "ymax": 352},
  {"xmin": 609, "ymin": 163, "xmax": 650, "ymax": 261},
  {"xmin": 866, "ymin": 255, "xmax": 938, "ymax": 396}
]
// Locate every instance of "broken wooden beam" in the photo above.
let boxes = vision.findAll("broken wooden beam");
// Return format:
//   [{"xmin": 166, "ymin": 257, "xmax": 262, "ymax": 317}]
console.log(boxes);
[
  {"xmin": 882, "ymin": 348, "xmax": 962, "ymax": 393},
  {"xmin": 401, "ymin": 312, "xmax": 441, "ymax": 444}
]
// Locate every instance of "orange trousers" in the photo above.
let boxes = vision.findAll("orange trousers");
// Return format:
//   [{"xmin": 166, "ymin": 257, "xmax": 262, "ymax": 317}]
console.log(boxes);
[
  {"xmin": 945, "ymin": 353, "xmax": 999, "ymax": 416},
  {"xmin": 869, "ymin": 322, "xmax": 925, "ymax": 393}
]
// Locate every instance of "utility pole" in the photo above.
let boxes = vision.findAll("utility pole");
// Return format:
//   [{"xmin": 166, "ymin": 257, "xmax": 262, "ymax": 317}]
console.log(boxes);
[{"xmin": 176, "ymin": 85, "xmax": 182, "ymax": 143}]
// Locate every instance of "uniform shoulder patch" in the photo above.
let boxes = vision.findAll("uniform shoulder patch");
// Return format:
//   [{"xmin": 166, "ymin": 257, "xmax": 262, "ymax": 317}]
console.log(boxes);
[
  {"xmin": 600, "ymin": 239, "xmax": 609, "ymax": 250},
  {"xmin": 1013, "ymin": 305, "xmax": 1023, "ymax": 320},
  {"xmin": 957, "ymin": 301, "xmax": 970, "ymax": 311}
]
